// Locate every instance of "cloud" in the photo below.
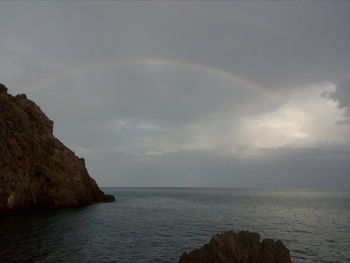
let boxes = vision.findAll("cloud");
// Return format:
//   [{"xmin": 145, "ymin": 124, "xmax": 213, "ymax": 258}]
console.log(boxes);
[
  {"xmin": 131, "ymin": 82, "xmax": 349, "ymax": 159},
  {"xmin": 329, "ymin": 73, "xmax": 350, "ymax": 119},
  {"xmin": 236, "ymin": 82, "xmax": 350, "ymax": 155}
]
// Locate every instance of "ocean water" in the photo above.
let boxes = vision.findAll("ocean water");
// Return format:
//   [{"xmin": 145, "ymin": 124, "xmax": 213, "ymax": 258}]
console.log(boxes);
[{"xmin": 0, "ymin": 188, "xmax": 349, "ymax": 263}]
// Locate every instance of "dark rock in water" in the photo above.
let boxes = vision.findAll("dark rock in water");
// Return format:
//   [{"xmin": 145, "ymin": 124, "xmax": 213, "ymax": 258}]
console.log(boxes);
[
  {"xmin": 0, "ymin": 83, "xmax": 115, "ymax": 211},
  {"xmin": 178, "ymin": 231, "xmax": 291, "ymax": 263}
]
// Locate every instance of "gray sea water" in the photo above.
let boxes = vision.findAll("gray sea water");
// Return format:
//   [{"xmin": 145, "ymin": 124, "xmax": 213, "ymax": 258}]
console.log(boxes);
[{"xmin": 0, "ymin": 188, "xmax": 349, "ymax": 263}]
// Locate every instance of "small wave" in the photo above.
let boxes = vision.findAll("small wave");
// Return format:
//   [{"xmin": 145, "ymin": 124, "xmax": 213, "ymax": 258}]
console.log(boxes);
[{"xmin": 292, "ymin": 249, "xmax": 310, "ymax": 255}]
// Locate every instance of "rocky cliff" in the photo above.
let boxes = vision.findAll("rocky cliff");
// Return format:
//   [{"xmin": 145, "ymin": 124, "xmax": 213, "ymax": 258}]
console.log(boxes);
[
  {"xmin": 0, "ymin": 83, "xmax": 114, "ymax": 211},
  {"xmin": 178, "ymin": 231, "xmax": 291, "ymax": 263}
]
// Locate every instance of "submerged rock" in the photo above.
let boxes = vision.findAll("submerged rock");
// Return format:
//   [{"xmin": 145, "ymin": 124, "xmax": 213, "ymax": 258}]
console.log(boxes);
[
  {"xmin": 0, "ymin": 83, "xmax": 114, "ymax": 211},
  {"xmin": 178, "ymin": 231, "xmax": 291, "ymax": 263}
]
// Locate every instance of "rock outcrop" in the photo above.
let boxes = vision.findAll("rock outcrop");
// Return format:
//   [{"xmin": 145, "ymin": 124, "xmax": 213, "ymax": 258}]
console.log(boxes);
[
  {"xmin": 0, "ymin": 83, "xmax": 114, "ymax": 211},
  {"xmin": 178, "ymin": 231, "xmax": 291, "ymax": 263}
]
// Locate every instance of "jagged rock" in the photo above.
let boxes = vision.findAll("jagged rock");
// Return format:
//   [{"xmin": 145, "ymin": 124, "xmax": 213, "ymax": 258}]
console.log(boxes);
[
  {"xmin": 178, "ymin": 231, "xmax": 291, "ymax": 263},
  {"xmin": 0, "ymin": 83, "xmax": 115, "ymax": 211}
]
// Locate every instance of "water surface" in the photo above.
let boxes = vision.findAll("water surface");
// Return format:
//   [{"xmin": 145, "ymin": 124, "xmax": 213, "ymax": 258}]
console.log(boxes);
[{"xmin": 1, "ymin": 188, "xmax": 349, "ymax": 262}]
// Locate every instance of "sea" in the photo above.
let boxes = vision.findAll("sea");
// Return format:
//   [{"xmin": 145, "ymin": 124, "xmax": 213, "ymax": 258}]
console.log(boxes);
[{"xmin": 0, "ymin": 188, "xmax": 349, "ymax": 263}]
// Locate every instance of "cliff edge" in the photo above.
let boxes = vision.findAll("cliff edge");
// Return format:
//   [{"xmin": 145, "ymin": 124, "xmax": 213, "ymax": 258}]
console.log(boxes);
[
  {"xmin": 178, "ymin": 231, "xmax": 291, "ymax": 263},
  {"xmin": 0, "ymin": 83, "xmax": 114, "ymax": 211}
]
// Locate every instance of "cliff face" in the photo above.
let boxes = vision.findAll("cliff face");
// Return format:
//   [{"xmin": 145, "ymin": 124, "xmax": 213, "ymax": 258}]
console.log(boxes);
[
  {"xmin": 178, "ymin": 231, "xmax": 291, "ymax": 263},
  {"xmin": 0, "ymin": 83, "xmax": 114, "ymax": 211}
]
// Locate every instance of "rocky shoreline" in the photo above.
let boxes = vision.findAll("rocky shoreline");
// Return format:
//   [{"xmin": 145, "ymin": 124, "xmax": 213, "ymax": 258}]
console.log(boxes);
[{"xmin": 0, "ymin": 83, "xmax": 114, "ymax": 211}]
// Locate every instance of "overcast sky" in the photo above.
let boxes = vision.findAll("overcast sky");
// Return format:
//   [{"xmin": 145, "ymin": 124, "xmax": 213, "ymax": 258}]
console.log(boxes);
[{"xmin": 1, "ymin": 1, "xmax": 350, "ymax": 187}]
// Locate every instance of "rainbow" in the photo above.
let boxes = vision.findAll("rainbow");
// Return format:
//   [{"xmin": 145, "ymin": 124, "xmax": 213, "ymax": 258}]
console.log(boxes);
[{"xmin": 23, "ymin": 57, "xmax": 273, "ymax": 95}]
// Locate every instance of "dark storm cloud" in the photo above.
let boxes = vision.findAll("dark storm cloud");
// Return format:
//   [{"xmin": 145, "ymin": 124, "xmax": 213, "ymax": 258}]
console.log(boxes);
[{"xmin": 329, "ymin": 73, "xmax": 350, "ymax": 119}]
